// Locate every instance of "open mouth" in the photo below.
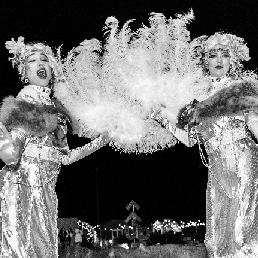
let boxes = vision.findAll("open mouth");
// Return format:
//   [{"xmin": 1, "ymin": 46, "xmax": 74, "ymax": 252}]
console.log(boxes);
[
  {"xmin": 215, "ymin": 65, "xmax": 223, "ymax": 70},
  {"xmin": 37, "ymin": 68, "xmax": 47, "ymax": 79}
]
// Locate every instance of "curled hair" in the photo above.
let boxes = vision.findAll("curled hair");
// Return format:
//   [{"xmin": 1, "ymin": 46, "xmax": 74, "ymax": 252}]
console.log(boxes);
[
  {"xmin": 6, "ymin": 37, "xmax": 64, "ymax": 86},
  {"xmin": 190, "ymin": 32, "xmax": 250, "ymax": 79}
]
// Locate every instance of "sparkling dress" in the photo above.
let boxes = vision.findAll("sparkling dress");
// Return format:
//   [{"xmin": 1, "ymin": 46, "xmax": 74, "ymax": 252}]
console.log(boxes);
[
  {"xmin": 0, "ymin": 85, "xmax": 104, "ymax": 257},
  {"xmin": 190, "ymin": 78, "xmax": 258, "ymax": 257}
]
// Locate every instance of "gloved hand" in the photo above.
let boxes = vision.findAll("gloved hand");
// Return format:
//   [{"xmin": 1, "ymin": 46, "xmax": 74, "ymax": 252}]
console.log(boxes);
[{"xmin": 177, "ymin": 99, "xmax": 199, "ymax": 129}]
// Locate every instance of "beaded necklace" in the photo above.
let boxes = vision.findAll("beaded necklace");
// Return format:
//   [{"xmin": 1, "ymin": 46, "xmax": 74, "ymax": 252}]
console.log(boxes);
[
  {"xmin": 206, "ymin": 76, "xmax": 231, "ymax": 97},
  {"xmin": 29, "ymin": 85, "xmax": 52, "ymax": 105}
]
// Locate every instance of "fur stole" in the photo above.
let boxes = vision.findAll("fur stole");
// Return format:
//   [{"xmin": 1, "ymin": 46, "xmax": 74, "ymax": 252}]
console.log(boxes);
[
  {"xmin": 195, "ymin": 80, "xmax": 258, "ymax": 123},
  {"xmin": 0, "ymin": 96, "xmax": 74, "ymax": 137}
]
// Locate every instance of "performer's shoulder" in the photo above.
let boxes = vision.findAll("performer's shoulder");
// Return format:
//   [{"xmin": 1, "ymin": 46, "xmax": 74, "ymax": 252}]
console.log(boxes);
[{"xmin": 17, "ymin": 85, "xmax": 39, "ymax": 102}]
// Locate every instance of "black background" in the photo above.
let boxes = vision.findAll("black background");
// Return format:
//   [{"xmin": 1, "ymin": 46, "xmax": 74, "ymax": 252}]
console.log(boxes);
[{"xmin": 1, "ymin": 0, "xmax": 257, "ymax": 224}]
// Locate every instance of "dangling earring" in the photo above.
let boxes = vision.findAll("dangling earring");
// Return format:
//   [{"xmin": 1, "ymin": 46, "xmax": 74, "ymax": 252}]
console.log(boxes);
[
  {"xmin": 204, "ymin": 61, "xmax": 210, "ymax": 75},
  {"xmin": 24, "ymin": 77, "xmax": 29, "ymax": 84},
  {"xmin": 48, "ymin": 78, "xmax": 53, "ymax": 89}
]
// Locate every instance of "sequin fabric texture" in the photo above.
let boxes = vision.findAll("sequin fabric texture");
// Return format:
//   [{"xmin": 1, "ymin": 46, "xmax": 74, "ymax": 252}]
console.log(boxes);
[
  {"xmin": 0, "ymin": 86, "xmax": 104, "ymax": 257},
  {"xmin": 191, "ymin": 102, "xmax": 258, "ymax": 257}
]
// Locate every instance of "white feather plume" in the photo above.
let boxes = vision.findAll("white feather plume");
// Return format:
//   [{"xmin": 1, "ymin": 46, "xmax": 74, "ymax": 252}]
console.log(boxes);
[{"xmin": 55, "ymin": 10, "xmax": 207, "ymax": 153}]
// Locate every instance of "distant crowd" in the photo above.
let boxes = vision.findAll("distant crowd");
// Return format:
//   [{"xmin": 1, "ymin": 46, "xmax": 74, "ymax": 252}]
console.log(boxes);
[{"xmin": 58, "ymin": 227, "xmax": 82, "ymax": 248}]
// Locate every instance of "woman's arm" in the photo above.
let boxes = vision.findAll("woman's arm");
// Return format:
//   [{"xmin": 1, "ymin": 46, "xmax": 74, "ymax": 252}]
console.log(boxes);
[
  {"xmin": 245, "ymin": 111, "xmax": 258, "ymax": 140},
  {"xmin": 166, "ymin": 122, "xmax": 191, "ymax": 147},
  {"xmin": 0, "ymin": 123, "xmax": 26, "ymax": 165},
  {"xmin": 61, "ymin": 133, "xmax": 110, "ymax": 165},
  {"xmin": 157, "ymin": 99, "xmax": 199, "ymax": 147},
  {"xmin": 159, "ymin": 105, "xmax": 193, "ymax": 147}
]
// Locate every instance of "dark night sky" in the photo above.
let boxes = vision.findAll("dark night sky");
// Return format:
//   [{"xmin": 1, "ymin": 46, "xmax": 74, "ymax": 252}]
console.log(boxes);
[{"xmin": 1, "ymin": 0, "xmax": 258, "ymax": 224}]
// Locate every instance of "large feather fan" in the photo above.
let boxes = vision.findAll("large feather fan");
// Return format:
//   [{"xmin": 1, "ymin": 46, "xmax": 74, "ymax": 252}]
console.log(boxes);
[{"xmin": 54, "ymin": 10, "xmax": 205, "ymax": 153}]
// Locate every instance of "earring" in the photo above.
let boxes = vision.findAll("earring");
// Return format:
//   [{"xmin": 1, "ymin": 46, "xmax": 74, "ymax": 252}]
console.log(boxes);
[{"xmin": 24, "ymin": 77, "xmax": 29, "ymax": 84}]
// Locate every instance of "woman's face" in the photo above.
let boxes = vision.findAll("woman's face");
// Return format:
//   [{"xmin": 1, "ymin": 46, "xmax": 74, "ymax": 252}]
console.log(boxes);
[
  {"xmin": 207, "ymin": 44, "xmax": 231, "ymax": 77},
  {"xmin": 25, "ymin": 51, "xmax": 52, "ymax": 87}
]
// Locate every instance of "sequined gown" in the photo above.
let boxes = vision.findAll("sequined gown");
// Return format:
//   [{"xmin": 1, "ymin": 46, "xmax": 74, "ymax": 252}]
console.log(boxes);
[
  {"xmin": 0, "ymin": 85, "xmax": 104, "ymax": 257},
  {"xmin": 191, "ymin": 79, "xmax": 258, "ymax": 257}
]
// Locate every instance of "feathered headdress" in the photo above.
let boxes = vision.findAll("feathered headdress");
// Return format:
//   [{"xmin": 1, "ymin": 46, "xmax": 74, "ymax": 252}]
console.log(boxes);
[
  {"xmin": 5, "ymin": 36, "xmax": 64, "ymax": 82},
  {"xmin": 190, "ymin": 32, "xmax": 250, "ymax": 77}
]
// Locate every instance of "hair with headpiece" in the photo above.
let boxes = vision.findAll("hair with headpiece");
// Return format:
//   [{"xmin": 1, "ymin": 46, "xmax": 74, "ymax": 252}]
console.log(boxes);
[
  {"xmin": 5, "ymin": 36, "xmax": 63, "ymax": 85},
  {"xmin": 190, "ymin": 32, "xmax": 250, "ymax": 78}
]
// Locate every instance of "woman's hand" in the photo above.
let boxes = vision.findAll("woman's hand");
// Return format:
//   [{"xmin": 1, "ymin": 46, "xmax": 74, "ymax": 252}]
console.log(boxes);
[
  {"xmin": 101, "ymin": 132, "xmax": 111, "ymax": 145},
  {"xmin": 0, "ymin": 125, "xmax": 25, "ymax": 165},
  {"xmin": 177, "ymin": 99, "xmax": 199, "ymax": 129},
  {"xmin": 0, "ymin": 122, "xmax": 11, "ymax": 142}
]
